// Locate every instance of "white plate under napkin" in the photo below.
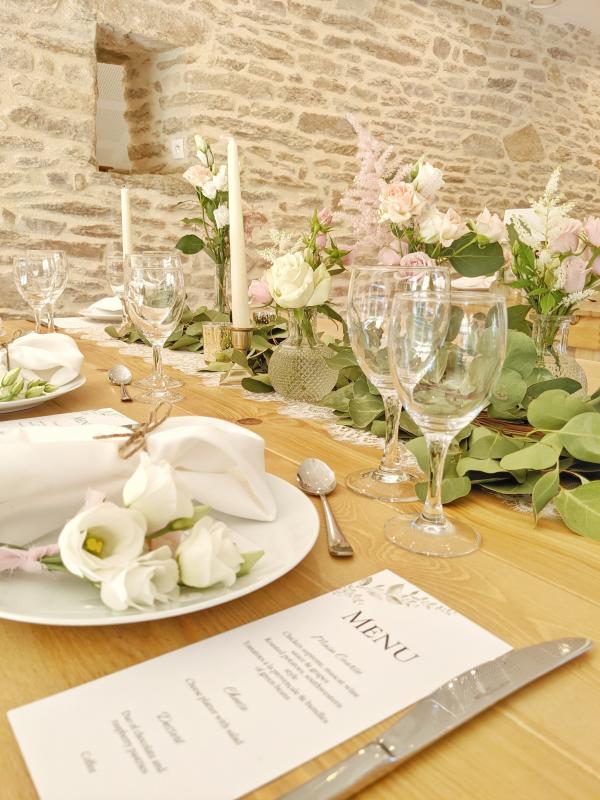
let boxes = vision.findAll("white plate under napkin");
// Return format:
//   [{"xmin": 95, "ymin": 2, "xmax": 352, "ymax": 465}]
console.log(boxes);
[
  {"xmin": 0, "ymin": 374, "xmax": 86, "ymax": 415},
  {"xmin": 81, "ymin": 297, "xmax": 122, "ymax": 322}
]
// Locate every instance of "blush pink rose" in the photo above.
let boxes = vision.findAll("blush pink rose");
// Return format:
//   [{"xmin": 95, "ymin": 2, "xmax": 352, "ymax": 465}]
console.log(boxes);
[
  {"xmin": 582, "ymin": 247, "xmax": 600, "ymax": 276},
  {"xmin": 379, "ymin": 181, "xmax": 426, "ymax": 226},
  {"xmin": 550, "ymin": 218, "xmax": 583, "ymax": 254},
  {"xmin": 317, "ymin": 208, "xmax": 333, "ymax": 226},
  {"xmin": 563, "ymin": 256, "xmax": 587, "ymax": 293},
  {"xmin": 399, "ymin": 252, "xmax": 435, "ymax": 268},
  {"xmin": 583, "ymin": 216, "xmax": 600, "ymax": 248},
  {"xmin": 248, "ymin": 278, "xmax": 272, "ymax": 306}
]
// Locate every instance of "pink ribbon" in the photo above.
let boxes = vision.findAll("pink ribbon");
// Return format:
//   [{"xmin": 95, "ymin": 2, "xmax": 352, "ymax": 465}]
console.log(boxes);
[{"xmin": 0, "ymin": 544, "xmax": 60, "ymax": 573}]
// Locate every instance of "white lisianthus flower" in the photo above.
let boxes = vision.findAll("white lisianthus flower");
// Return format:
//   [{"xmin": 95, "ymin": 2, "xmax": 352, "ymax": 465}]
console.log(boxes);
[
  {"xmin": 176, "ymin": 516, "xmax": 243, "ymax": 589},
  {"xmin": 100, "ymin": 546, "xmax": 179, "ymax": 611},
  {"xmin": 58, "ymin": 502, "xmax": 147, "ymax": 582},
  {"xmin": 213, "ymin": 203, "xmax": 229, "ymax": 229},
  {"xmin": 182, "ymin": 164, "xmax": 212, "ymax": 188},
  {"xmin": 213, "ymin": 165, "xmax": 228, "ymax": 191},
  {"xmin": 123, "ymin": 453, "xmax": 194, "ymax": 534},
  {"xmin": 413, "ymin": 161, "xmax": 443, "ymax": 201},
  {"xmin": 474, "ymin": 208, "xmax": 506, "ymax": 243},
  {"xmin": 194, "ymin": 134, "xmax": 207, "ymax": 152},
  {"xmin": 306, "ymin": 263, "xmax": 331, "ymax": 306},
  {"xmin": 266, "ymin": 252, "xmax": 316, "ymax": 308},
  {"xmin": 420, "ymin": 207, "xmax": 467, "ymax": 248},
  {"xmin": 201, "ymin": 180, "xmax": 217, "ymax": 200}
]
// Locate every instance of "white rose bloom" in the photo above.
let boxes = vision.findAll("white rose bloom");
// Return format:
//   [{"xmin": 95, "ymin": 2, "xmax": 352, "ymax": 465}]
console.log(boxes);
[
  {"xmin": 201, "ymin": 180, "xmax": 217, "ymax": 200},
  {"xmin": 100, "ymin": 546, "xmax": 179, "ymax": 611},
  {"xmin": 194, "ymin": 134, "xmax": 207, "ymax": 151},
  {"xmin": 438, "ymin": 208, "xmax": 468, "ymax": 247},
  {"xmin": 213, "ymin": 165, "xmax": 228, "ymax": 191},
  {"xmin": 213, "ymin": 203, "xmax": 229, "ymax": 229},
  {"xmin": 176, "ymin": 516, "xmax": 243, "ymax": 589},
  {"xmin": 474, "ymin": 208, "xmax": 506, "ymax": 243},
  {"xmin": 265, "ymin": 252, "xmax": 316, "ymax": 308},
  {"xmin": 306, "ymin": 263, "xmax": 332, "ymax": 306},
  {"xmin": 123, "ymin": 453, "xmax": 194, "ymax": 533},
  {"xmin": 58, "ymin": 501, "xmax": 147, "ymax": 582},
  {"xmin": 419, "ymin": 206, "xmax": 445, "ymax": 244},
  {"xmin": 413, "ymin": 161, "xmax": 443, "ymax": 201}
]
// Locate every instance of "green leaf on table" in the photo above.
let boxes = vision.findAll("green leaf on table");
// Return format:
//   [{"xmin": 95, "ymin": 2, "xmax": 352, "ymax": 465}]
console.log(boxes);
[
  {"xmin": 500, "ymin": 442, "xmax": 560, "ymax": 471},
  {"xmin": 443, "ymin": 234, "xmax": 504, "ymax": 277},
  {"xmin": 415, "ymin": 476, "xmax": 471, "ymax": 504},
  {"xmin": 507, "ymin": 304, "xmax": 532, "ymax": 335},
  {"xmin": 532, "ymin": 465, "xmax": 560, "ymax": 523},
  {"xmin": 559, "ymin": 413, "xmax": 600, "ymax": 463},
  {"xmin": 320, "ymin": 382, "xmax": 355, "ymax": 413},
  {"xmin": 490, "ymin": 367, "xmax": 527, "ymax": 409},
  {"xmin": 399, "ymin": 410, "xmax": 420, "ymax": 436},
  {"xmin": 348, "ymin": 393, "xmax": 384, "ymax": 429},
  {"xmin": 405, "ymin": 437, "xmax": 429, "ymax": 473},
  {"xmin": 170, "ymin": 335, "xmax": 200, "ymax": 350},
  {"xmin": 480, "ymin": 474, "xmax": 539, "ymax": 495},
  {"xmin": 527, "ymin": 390, "xmax": 587, "ymax": 430},
  {"xmin": 241, "ymin": 375, "xmax": 274, "ymax": 393},
  {"xmin": 525, "ymin": 377, "xmax": 581, "ymax": 400},
  {"xmin": 554, "ymin": 482, "xmax": 600, "ymax": 539},
  {"xmin": 467, "ymin": 427, "xmax": 522, "ymax": 459},
  {"xmin": 371, "ymin": 419, "xmax": 386, "ymax": 437},
  {"xmin": 185, "ymin": 321, "xmax": 205, "ymax": 337},
  {"xmin": 203, "ymin": 361, "xmax": 233, "ymax": 372},
  {"xmin": 503, "ymin": 330, "xmax": 537, "ymax": 379},
  {"xmin": 231, "ymin": 349, "xmax": 252, "ymax": 373},
  {"xmin": 176, "ymin": 234, "xmax": 205, "ymax": 254},
  {"xmin": 325, "ymin": 349, "xmax": 357, "ymax": 370},
  {"xmin": 456, "ymin": 457, "xmax": 504, "ymax": 476}
]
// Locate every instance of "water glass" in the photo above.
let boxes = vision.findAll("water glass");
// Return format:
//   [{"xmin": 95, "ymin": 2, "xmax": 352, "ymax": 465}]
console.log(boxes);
[
  {"xmin": 105, "ymin": 254, "xmax": 131, "ymax": 329},
  {"xmin": 13, "ymin": 251, "xmax": 67, "ymax": 333},
  {"xmin": 387, "ymin": 289, "xmax": 507, "ymax": 557},
  {"xmin": 125, "ymin": 253, "xmax": 186, "ymax": 404}
]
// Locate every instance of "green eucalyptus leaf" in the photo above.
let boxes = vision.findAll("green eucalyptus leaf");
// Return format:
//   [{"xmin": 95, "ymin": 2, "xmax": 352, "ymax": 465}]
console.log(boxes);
[
  {"xmin": 481, "ymin": 474, "xmax": 539, "ymax": 495},
  {"xmin": 502, "ymin": 330, "xmax": 537, "ymax": 380},
  {"xmin": 525, "ymin": 377, "xmax": 581, "ymax": 400},
  {"xmin": 241, "ymin": 375, "xmax": 274, "ymax": 393},
  {"xmin": 320, "ymin": 383, "xmax": 356, "ymax": 412},
  {"xmin": 506, "ymin": 304, "xmax": 532, "ymax": 335},
  {"xmin": 415, "ymin": 476, "xmax": 471, "ymax": 504},
  {"xmin": 559, "ymin": 413, "xmax": 600, "ymax": 463},
  {"xmin": 491, "ymin": 367, "xmax": 527, "ymax": 409},
  {"xmin": 170, "ymin": 335, "xmax": 200, "ymax": 350},
  {"xmin": 176, "ymin": 234, "xmax": 205, "ymax": 254},
  {"xmin": 325, "ymin": 349, "xmax": 358, "ymax": 370},
  {"xmin": 456, "ymin": 457, "xmax": 504, "ymax": 476},
  {"xmin": 532, "ymin": 466, "xmax": 560, "ymax": 523},
  {"xmin": 467, "ymin": 427, "xmax": 522, "ymax": 459},
  {"xmin": 371, "ymin": 420, "xmax": 386, "ymax": 437},
  {"xmin": 554, "ymin": 483, "xmax": 600, "ymax": 539},
  {"xmin": 527, "ymin": 390, "xmax": 587, "ymax": 430},
  {"xmin": 348, "ymin": 393, "xmax": 384, "ymax": 429},
  {"xmin": 444, "ymin": 234, "xmax": 504, "ymax": 277},
  {"xmin": 500, "ymin": 442, "xmax": 559, "ymax": 471},
  {"xmin": 405, "ymin": 437, "xmax": 429, "ymax": 473},
  {"xmin": 399, "ymin": 410, "xmax": 420, "ymax": 436}
]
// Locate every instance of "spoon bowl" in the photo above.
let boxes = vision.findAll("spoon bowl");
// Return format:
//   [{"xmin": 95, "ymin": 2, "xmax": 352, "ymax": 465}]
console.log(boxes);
[
  {"xmin": 108, "ymin": 364, "xmax": 133, "ymax": 402},
  {"xmin": 297, "ymin": 458, "xmax": 353, "ymax": 558}
]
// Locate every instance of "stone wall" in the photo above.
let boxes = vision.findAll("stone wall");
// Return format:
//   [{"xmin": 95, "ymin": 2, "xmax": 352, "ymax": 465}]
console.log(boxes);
[{"xmin": 1, "ymin": 0, "xmax": 599, "ymax": 316}]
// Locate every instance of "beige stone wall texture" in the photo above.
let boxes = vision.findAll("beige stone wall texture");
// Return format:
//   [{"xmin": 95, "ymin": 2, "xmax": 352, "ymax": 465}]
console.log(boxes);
[{"xmin": 1, "ymin": 0, "xmax": 599, "ymax": 316}]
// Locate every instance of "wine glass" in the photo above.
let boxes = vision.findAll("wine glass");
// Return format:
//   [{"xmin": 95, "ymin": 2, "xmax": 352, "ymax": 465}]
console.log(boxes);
[
  {"xmin": 105, "ymin": 254, "xmax": 131, "ymax": 329},
  {"xmin": 125, "ymin": 253, "xmax": 186, "ymax": 404},
  {"xmin": 387, "ymin": 289, "xmax": 507, "ymax": 557},
  {"xmin": 13, "ymin": 251, "xmax": 64, "ymax": 333},
  {"xmin": 45, "ymin": 251, "xmax": 68, "ymax": 332},
  {"xmin": 345, "ymin": 264, "xmax": 451, "ymax": 502}
]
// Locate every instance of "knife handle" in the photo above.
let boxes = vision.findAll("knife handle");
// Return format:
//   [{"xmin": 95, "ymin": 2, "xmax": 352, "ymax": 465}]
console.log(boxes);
[{"xmin": 279, "ymin": 742, "xmax": 396, "ymax": 800}]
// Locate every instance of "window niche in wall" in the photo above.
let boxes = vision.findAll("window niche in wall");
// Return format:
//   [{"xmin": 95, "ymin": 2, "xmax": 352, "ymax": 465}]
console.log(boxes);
[{"xmin": 95, "ymin": 26, "xmax": 182, "ymax": 175}]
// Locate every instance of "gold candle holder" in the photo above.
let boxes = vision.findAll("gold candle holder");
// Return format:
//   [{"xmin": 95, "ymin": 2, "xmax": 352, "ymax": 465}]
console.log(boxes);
[
  {"xmin": 220, "ymin": 326, "xmax": 254, "ymax": 385},
  {"xmin": 202, "ymin": 321, "xmax": 232, "ymax": 364}
]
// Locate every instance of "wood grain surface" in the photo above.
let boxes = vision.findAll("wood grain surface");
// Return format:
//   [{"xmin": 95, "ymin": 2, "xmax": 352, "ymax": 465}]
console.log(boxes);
[{"xmin": 0, "ymin": 321, "xmax": 599, "ymax": 800}]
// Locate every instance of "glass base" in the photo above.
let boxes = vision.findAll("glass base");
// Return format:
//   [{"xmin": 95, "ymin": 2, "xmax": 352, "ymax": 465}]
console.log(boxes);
[
  {"xmin": 135, "ymin": 373, "xmax": 183, "ymax": 389},
  {"xmin": 384, "ymin": 513, "xmax": 481, "ymax": 557},
  {"xmin": 136, "ymin": 388, "xmax": 184, "ymax": 405},
  {"xmin": 346, "ymin": 468, "xmax": 418, "ymax": 503}
]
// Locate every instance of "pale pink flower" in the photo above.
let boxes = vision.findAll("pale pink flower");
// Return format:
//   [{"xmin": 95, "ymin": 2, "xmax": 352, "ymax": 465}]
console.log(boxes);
[
  {"xmin": 341, "ymin": 252, "xmax": 354, "ymax": 267},
  {"xmin": 379, "ymin": 181, "xmax": 427, "ymax": 226},
  {"xmin": 316, "ymin": 232, "xmax": 328, "ymax": 249},
  {"xmin": 563, "ymin": 256, "xmax": 587, "ymax": 293},
  {"xmin": 379, "ymin": 246, "xmax": 403, "ymax": 266},
  {"xmin": 474, "ymin": 208, "xmax": 506, "ymax": 243},
  {"xmin": 583, "ymin": 247, "xmax": 600, "ymax": 276},
  {"xmin": 317, "ymin": 208, "xmax": 333, "ymax": 226},
  {"xmin": 550, "ymin": 218, "xmax": 583, "ymax": 254},
  {"xmin": 399, "ymin": 252, "xmax": 435, "ymax": 268},
  {"xmin": 248, "ymin": 278, "xmax": 272, "ymax": 306},
  {"xmin": 583, "ymin": 216, "xmax": 600, "ymax": 247},
  {"xmin": 182, "ymin": 164, "xmax": 213, "ymax": 188}
]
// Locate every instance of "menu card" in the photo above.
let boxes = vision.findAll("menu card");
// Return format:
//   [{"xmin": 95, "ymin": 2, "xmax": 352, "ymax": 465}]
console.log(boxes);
[
  {"xmin": 9, "ymin": 571, "xmax": 510, "ymax": 800},
  {"xmin": 0, "ymin": 407, "xmax": 134, "ymax": 432}
]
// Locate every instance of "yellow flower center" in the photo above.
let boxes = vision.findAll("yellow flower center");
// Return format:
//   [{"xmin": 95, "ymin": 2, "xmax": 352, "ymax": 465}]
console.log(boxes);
[{"xmin": 83, "ymin": 528, "xmax": 106, "ymax": 557}]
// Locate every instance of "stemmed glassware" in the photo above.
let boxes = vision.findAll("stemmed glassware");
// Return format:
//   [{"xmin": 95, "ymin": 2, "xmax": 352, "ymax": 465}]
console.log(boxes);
[
  {"xmin": 387, "ymin": 289, "xmax": 507, "ymax": 557},
  {"xmin": 13, "ymin": 251, "xmax": 67, "ymax": 333},
  {"xmin": 125, "ymin": 253, "xmax": 186, "ymax": 404},
  {"xmin": 346, "ymin": 265, "xmax": 451, "ymax": 502},
  {"xmin": 105, "ymin": 254, "xmax": 131, "ymax": 330}
]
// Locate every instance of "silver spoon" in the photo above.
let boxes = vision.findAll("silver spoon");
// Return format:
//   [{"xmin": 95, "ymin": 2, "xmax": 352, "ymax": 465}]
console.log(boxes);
[
  {"xmin": 108, "ymin": 364, "xmax": 133, "ymax": 402},
  {"xmin": 297, "ymin": 459, "xmax": 354, "ymax": 558}
]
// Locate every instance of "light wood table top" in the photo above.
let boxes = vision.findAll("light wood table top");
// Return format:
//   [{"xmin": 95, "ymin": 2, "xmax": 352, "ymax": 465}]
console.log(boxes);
[{"xmin": 1, "ymin": 321, "xmax": 599, "ymax": 800}]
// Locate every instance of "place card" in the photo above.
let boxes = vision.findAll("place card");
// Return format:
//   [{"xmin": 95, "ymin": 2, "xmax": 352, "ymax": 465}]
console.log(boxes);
[
  {"xmin": 9, "ymin": 571, "xmax": 510, "ymax": 800},
  {"xmin": 0, "ymin": 407, "xmax": 134, "ymax": 432}
]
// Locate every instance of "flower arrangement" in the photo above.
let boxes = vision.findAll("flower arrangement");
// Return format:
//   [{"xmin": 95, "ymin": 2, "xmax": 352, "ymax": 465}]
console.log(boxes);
[
  {"xmin": 176, "ymin": 135, "xmax": 230, "ymax": 313},
  {"xmin": 508, "ymin": 168, "xmax": 600, "ymax": 317},
  {"xmin": 0, "ymin": 454, "xmax": 263, "ymax": 612}
]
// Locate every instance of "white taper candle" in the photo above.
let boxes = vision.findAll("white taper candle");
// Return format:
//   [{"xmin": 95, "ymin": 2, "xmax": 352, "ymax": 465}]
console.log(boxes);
[
  {"xmin": 121, "ymin": 187, "xmax": 133, "ymax": 256},
  {"xmin": 227, "ymin": 137, "xmax": 251, "ymax": 328}
]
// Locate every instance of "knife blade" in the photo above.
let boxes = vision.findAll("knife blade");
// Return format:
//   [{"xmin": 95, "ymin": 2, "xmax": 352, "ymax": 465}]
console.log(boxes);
[{"xmin": 279, "ymin": 637, "xmax": 592, "ymax": 800}]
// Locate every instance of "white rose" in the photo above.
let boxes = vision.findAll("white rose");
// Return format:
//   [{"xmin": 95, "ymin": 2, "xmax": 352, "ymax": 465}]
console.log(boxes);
[
  {"xmin": 202, "ymin": 180, "xmax": 217, "ymax": 200},
  {"xmin": 123, "ymin": 453, "xmax": 193, "ymax": 534},
  {"xmin": 306, "ymin": 263, "xmax": 331, "ymax": 306},
  {"xmin": 379, "ymin": 181, "xmax": 427, "ymax": 226},
  {"xmin": 266, "ymin": 252, "xmax": 315, "ymax": 309},
  {"xmin": 213, "ymin": 203, "xmax": 229, "ymax": 229},
  {"xmin": 58, "ymin": 501, "xmax": 147, "ymax": 582},
  {"xmin": 213, "ymin": 165, "xmax": 228, "ymax": 191},
  {"xmin": 420, "ymin": 207, "xmax": 467, "ymax": 247},
  {"xmin": 100, "ymin": 546, "xmax": 179, "ymax": 611},
  {"xmin": 474, "ymin": 208, "xmax": 506, "ymax": 243},
  {"xmin": 413, "ymin": 161, "xmax": 443, "ymax": 201},
  {"xmin": 176, "ymin": 516, "xmax": 243, "ymax": 589}
]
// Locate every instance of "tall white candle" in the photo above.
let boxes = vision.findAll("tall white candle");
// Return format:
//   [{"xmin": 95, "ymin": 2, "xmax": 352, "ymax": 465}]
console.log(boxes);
[
  {"xmin": 227, "ymin": 137, "xmax": 251, "ymax": 328},
  {"xmin": 120, "ymin": 187, "xmax": 133, "ymax": 256}
]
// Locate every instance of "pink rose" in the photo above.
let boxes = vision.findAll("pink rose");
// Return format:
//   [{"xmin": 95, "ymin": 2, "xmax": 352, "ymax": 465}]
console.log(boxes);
[
  {"xmin": 248, "ymin": 278, "xmax": 272, "ymax": 306},
  {"xmin": 399, "ymin": 252, "xmax": 435, "ymax": 268},
  {"xmin": 583, "ymin": 216, "xmax": 600, "ymax": 248},
  {"xmin": 549, "ymin": 218, "xmax": 583, "ymax": 254},
  {"xmin": 583, "ymin": 247, "xmax": 600, "ymax": 276},
  {"xmin": 182, "ymin": 164, "xmax": 213, "ymax": 188},
  {"xmin": 563, "ymin": 256, "xmax": 587, "ymax": 293},
  {"xmin": 316, "ymin": 232, "xmax": 328, "ymax": 249},
  {"xmin": 317, "ymin": 208, "xmax": 333, "ymax": 226},
  {"xmin": 379, "ymin": 181, "xmax": 426, "ymax": 226},
  {"xmin": 341, "ymin": 251, "xmax": 354, "ymax": 267}
]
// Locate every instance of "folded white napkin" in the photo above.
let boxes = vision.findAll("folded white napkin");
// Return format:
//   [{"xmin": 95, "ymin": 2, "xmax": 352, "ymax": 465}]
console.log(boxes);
[
  {"xmin": 0, "ymin": 416, "xmax": 277, "ymax": 545},
  {"xmin": 87, "ymin": 297, "xmax": 122, "ymax": 314},
  {"xmin": 0, "ymin": 333, "xmax": 83, "ymax": 387},
  {"xmin": 452, "ymin": 276, "xmax": 497, "ymax": 290}
]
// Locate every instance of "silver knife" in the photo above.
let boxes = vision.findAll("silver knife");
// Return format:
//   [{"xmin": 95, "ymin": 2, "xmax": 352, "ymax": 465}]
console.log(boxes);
[{"xmin": 279, "ymin": 637, "xmax": 592, "ymax": 800}]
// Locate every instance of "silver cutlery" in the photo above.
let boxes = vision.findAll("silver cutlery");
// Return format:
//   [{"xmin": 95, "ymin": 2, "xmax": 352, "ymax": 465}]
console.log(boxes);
[
  {"xmin": 108, "ymin": 364, "xmax": 133, "ymax": 402},
  {"xmin": 280, "ymin": 637, "xmax": 593, "ymax": 800},
  {"xmin": 297, "ymin": 459, "xmax": 354, "ymax": 558}
]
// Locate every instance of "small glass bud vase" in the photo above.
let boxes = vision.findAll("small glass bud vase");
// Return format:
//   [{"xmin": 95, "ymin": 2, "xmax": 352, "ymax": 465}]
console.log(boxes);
[
  {"xmin": 530, "ymin": 311, "xmax": 587, "ymax": 394},
  {"xmin": 268, "ymin": 308, "xmax": 338, "ymax": 403}
]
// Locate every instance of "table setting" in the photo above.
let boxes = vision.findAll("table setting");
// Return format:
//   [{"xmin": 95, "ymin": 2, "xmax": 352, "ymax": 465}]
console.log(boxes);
[{"xmin": 1, "ymin": 123, "xmax": 599, "ymax": 800}]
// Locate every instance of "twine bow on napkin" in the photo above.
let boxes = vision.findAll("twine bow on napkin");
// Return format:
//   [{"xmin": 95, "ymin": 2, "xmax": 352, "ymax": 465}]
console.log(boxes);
[
  {"xmin": 0, "ymin": 329, "xmax": 23, "ymax": 371},
  {"xmin": 94, "ymin": 402, "xmax": 172, "ymax": 459}
]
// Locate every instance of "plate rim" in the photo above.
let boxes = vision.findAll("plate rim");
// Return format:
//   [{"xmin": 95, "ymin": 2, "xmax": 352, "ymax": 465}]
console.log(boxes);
[
  {"xmin": 0, "ymin": 474, "xmax": 319, "ymax": 626},
  {"xmin": 0, "ymin": 374, "xmax": 87, "ymax": 413}
]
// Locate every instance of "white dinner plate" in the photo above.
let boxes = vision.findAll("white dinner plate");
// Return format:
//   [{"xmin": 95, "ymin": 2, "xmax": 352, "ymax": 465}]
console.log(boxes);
[
  {"xmin": 0, "ymin": 475, "xmax": 319, "ymax": 626},
  {"xmin": 0, "ymin": 374, "xmax": 86, "ymax": 415},
  {"xmin": 80, "ymin": 308, "xmax": 122, "ymax": 323}
]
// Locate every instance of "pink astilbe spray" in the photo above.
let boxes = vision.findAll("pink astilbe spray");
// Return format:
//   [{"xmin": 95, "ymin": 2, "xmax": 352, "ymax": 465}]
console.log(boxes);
[{"xmin": 335, "ymin": 114, "xmax": 405, "ymax": 253}]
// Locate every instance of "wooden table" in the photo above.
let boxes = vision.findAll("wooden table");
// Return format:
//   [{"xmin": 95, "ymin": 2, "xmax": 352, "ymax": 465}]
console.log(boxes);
[{"xmin": 1, "ymin": 321, "xmax": 599, "ymax": 800}]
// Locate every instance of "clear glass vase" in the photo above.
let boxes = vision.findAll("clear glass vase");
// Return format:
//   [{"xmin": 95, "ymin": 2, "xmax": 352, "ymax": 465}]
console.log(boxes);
[
  {"xmin": 268, "ymin": 308, "xmax": 338, "ymax": 402},
  {"xmin": 214, "ymin": 257, "xmax": 230, "ymax": 316},
  {"xmin": 530, "ymin": 312, "xmax": 587, "ymax": 394}
]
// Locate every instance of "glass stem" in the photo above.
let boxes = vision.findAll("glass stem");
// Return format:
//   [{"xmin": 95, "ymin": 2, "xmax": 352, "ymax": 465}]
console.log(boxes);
[
  {"xmin": 46, "ymin": 302, "xmax": 55, "ymax": 332},
  {"xmin": 379, "ymin": 390, "xmax": 401, "ymax": 474},
  {"xmin": 152, "ymin": 344, "xmax": 164, "ymax": 386},
  {"xmin": 33, "ymin": 306, "xmax": 43, "ymax": 333},
  {"xmin": 420, "ymin": 432, "xmax": 453, "ymax": 526},
  {"xmin": 120, "ymin": 297, "xmax": 131, "ymax": 327}
]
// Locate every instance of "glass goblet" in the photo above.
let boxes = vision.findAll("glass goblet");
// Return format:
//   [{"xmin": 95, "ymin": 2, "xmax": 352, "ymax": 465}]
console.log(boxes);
[
  {"xmin": 13, "ymin": 251, "xmax": 59, "ymax": 333},
  {"xmin": 386, "ymin": 289, "xmax": 507, "ymax": 557},
  {"xmin": 46, "ymin": 251, "xmax": 68, "ymax": 332},
  {"xmin": 105, "ymin": 254, "xmax": 131, "ymax": 329},
  {"xmin": 125, "ymin": 253, "xmax": 186, "ymax": 404},
  {"xmin": 345, "ymin": 264, "xmax": 450, "ymax": 502}
]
